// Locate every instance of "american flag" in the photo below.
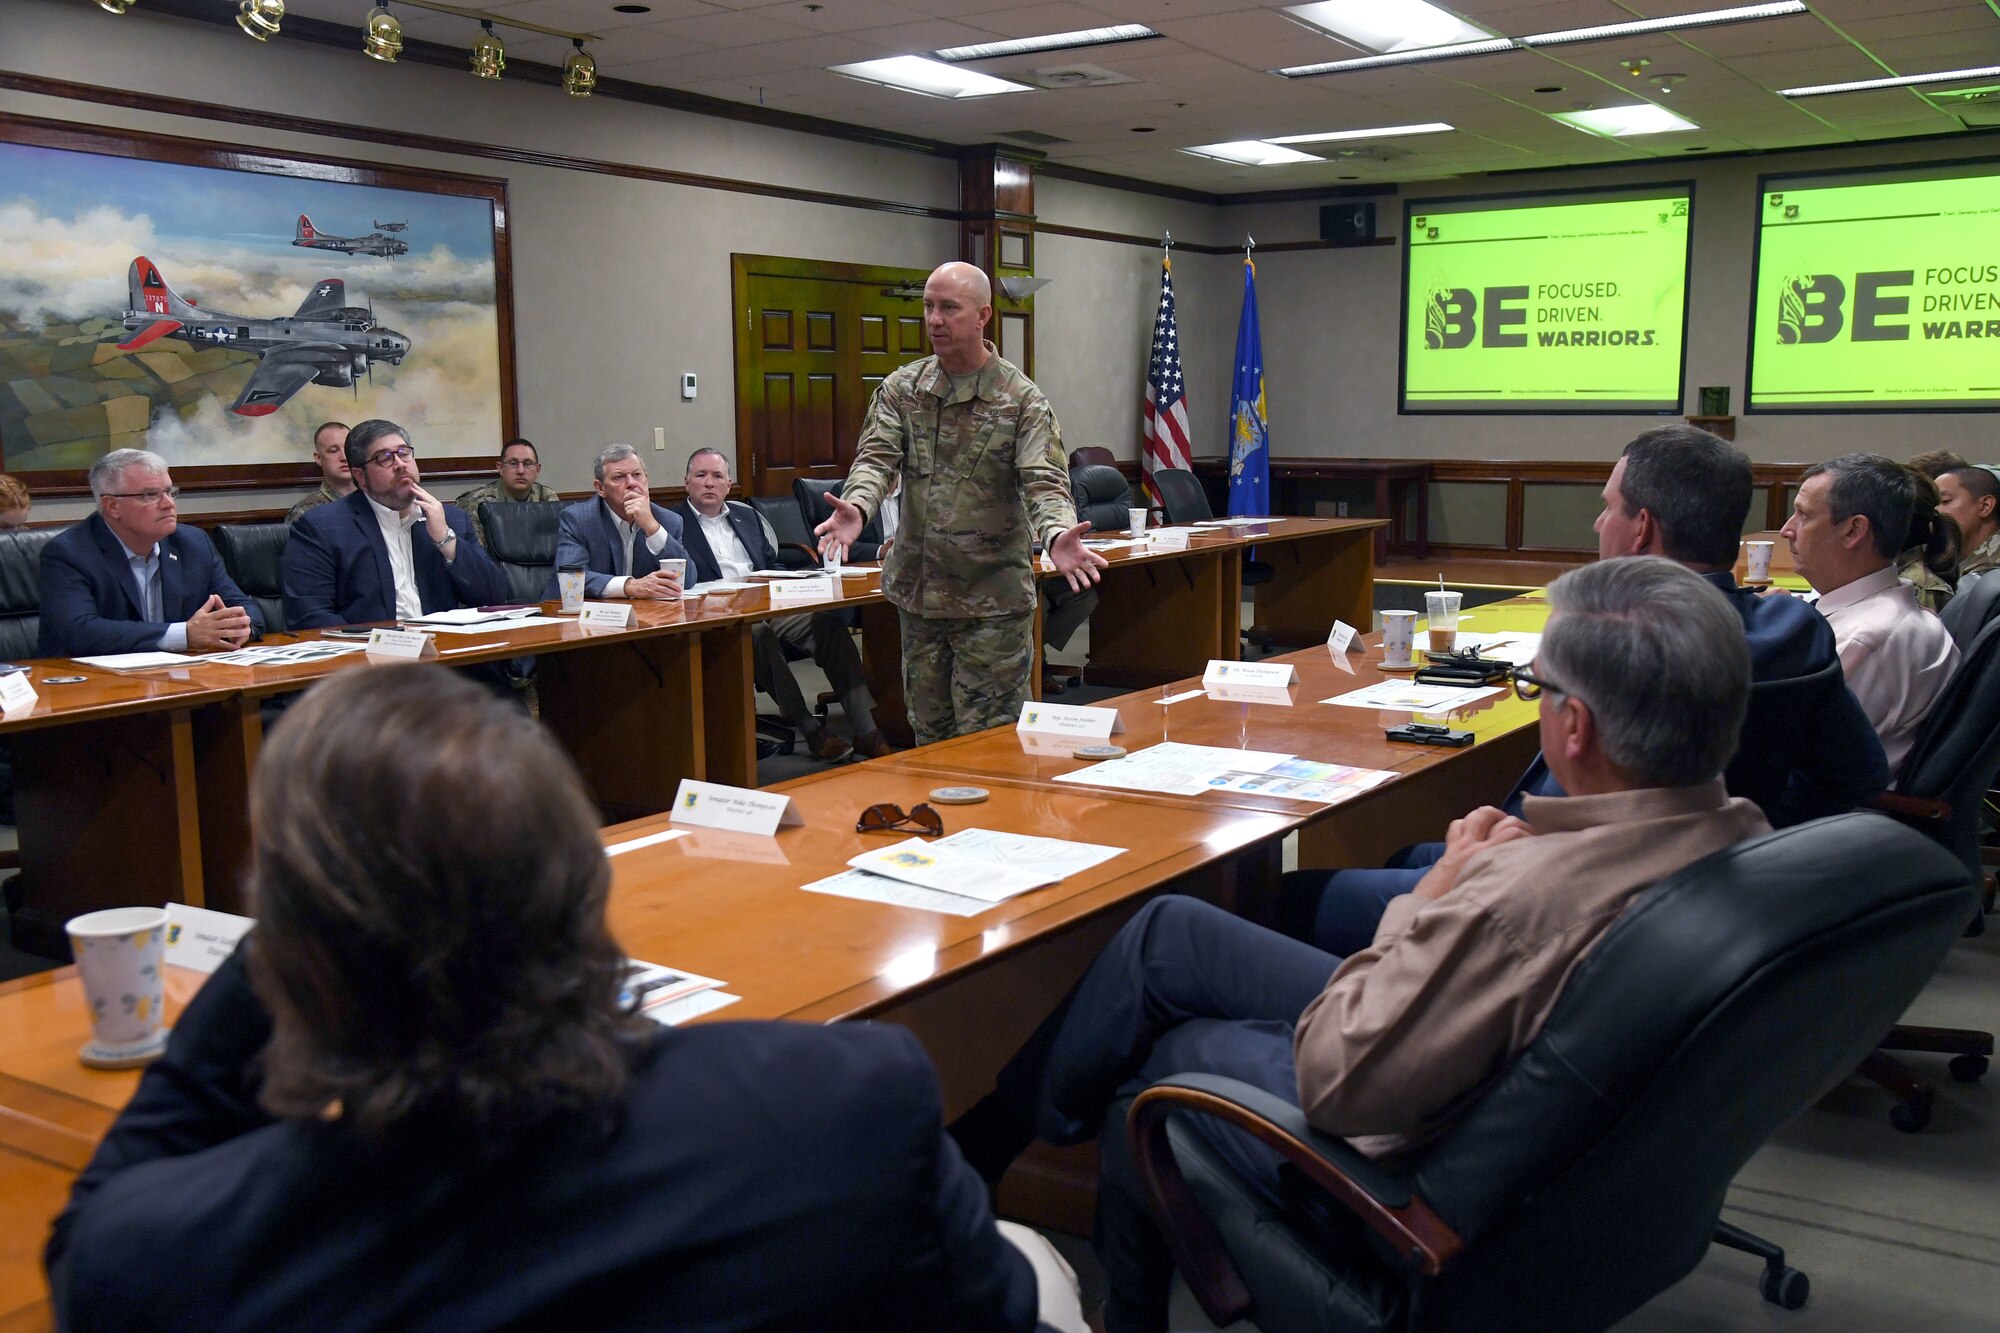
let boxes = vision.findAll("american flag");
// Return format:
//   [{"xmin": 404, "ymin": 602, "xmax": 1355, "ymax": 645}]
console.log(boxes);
[{"xmin": 1142, "ymin": 253, "xmax": 1193, "ymax": 502}]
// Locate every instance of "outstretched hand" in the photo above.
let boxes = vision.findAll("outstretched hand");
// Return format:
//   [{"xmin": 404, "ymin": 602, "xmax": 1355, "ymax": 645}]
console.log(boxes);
[
  {"xmin": 814, "ymin": 491, "xmax": 864, "ymax": 565},
  {"xmin": 1048, "ymin": 522, "xmax": 1109, "ymax": 593}
]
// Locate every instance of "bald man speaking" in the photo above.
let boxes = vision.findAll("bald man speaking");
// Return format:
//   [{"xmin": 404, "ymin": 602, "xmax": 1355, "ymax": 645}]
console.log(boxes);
[{"xmin": 817, "ymin": 261, "xmax": 1106, "ymax": 745}]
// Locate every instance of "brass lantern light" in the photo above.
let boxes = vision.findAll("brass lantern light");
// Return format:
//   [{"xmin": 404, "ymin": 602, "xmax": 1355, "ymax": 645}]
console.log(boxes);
[
  {"xmin": 363, "ymin": 4, "xmax": 404, "ymax": 62},
  {"xmin": 470, "ymin": 20, "xmax": 505, "ymax": 79},
  {"xmin": 236, "ymin": 0, "xmax": 284, "ymax": 41},
  {"xmin": 97, "ymin": 0, "xmax": 137, "ymax": 15},
  {"xmin": 563, "ymin": 39, "xmax": 597, "ymax": 97}
]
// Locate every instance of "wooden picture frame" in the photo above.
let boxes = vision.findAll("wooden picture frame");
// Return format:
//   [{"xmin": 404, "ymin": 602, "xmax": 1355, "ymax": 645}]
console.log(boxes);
[{"xmin": 0, "ymin": 113, "xmax": 517, "ymax": 496}]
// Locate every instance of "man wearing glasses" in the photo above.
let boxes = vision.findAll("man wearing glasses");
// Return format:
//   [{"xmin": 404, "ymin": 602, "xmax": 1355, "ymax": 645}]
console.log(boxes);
[
  {"xmin": 40, "ymin": 448, "xmax": 263, "ymax": 658},
  {"xmin": 283, "ymin": 418, "xmax": 507, "ymax": 629},
  {"xmin": 454, "ymin": 438, "xmax": 560, "ymax": 551}
]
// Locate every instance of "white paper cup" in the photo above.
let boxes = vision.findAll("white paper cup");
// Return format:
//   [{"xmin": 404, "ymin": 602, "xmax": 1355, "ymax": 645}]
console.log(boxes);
[
  {"xmin": 1424, "ymin": 590, "xmax": 1463, "ymax": 655},
  {"xmin": 659, "ymin": 558, "xmax": 687, "ymax": 588},
  {"xmin": 1745, "ymin": 541, "xmax": 1774, "ymax": 584},
  {"xmin": 1382, "ymin": 611, "xmax": 1418, "ymax": 668},
  {"xmin": 557, "ymin": 568, "xmax": 586, "ymax": 614},
  {"xmin": 1129, "ymin": 507, "xmax": 1148, "ymax": 535},
  {"xmin": 67, "ymin": 906, "xmax": 170, "ymax": 1069}
]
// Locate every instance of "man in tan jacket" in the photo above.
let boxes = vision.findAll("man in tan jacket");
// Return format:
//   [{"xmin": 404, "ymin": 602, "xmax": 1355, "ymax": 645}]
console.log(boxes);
[{"xmin": 949, "ymin": 556, "xmax": 1770, "ymax": 1333}]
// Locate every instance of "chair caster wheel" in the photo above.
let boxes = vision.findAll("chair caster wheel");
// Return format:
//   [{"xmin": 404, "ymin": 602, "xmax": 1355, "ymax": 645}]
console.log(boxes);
[
  {"xmin": 1890, "ymin": 1099, "xmax": 1932, "ymax": 1133},
  {"xmin": 1948, "ymin": 1054, "xmax": 1988, "ymax": 1083},
  {"xmin": 1760, "ymin": 1266, "xmax": 1809, "ymax": 1310}
]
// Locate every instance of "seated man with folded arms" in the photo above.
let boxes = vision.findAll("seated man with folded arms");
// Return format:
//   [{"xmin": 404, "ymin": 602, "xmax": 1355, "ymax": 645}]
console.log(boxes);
[
  {"xmin": 948, "ymin": 557, "xmax": 1770, "ymax": 1333},
  {"xmin": 40, "ymin": 448, "xmax": 263, "ymax": 658},
  {"xmin": 1937, "ymin": 464, "xmax": 2000, "ymax": 579},
  {"xmin": 1281, "ymin": 425, "xmax": 1887, "ymax": 957},
  {"xmin": 1782, "ymin": 453, "xmax": 1960, "ymax": 770},
  {"xmin": 675, "ymin": 448, "xmax": 891, "ymax": 761},
  {"xmin": 45, "ymin": 666, "xmax": 1082, "ymax": 1333},
  {"xmin": 455, "ymin": 437, "xmax": 560, "ymax": 551},
  {"xmin": 282, "ymin": 419, "xmax": 508, "ymax": 629},
  {"xmin": 551, "ymin": 444, "xmax": 690, "ymax": 602}
]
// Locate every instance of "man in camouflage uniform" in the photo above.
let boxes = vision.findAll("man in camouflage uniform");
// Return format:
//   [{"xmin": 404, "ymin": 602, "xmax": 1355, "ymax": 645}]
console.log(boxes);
[
  {"xmin": 816, "ymin": 261, "xmax": 1108, "ymax": 745},
  {"xmin": 283, "ymin": 422, "xmax": 353, "ymax": 525},
  {"xmin": 455, "ymin": 438, "xmax": 561, "ymax": 550},
  {"xmin": 1938, "ymin": 464, "xmax": 2000, "ymax": 579}
]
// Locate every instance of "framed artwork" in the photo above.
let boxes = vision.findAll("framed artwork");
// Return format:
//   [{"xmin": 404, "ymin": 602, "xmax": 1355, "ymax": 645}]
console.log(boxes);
[{"xmin": 0, "ymin": 115, "xmax": 516, "ymax": 495}]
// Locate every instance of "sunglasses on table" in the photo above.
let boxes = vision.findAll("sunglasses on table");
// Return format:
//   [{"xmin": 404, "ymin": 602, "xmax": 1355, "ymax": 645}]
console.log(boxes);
[{"xmin": 856, "ymin": 802, "xmax": 944, "ymax": 836}]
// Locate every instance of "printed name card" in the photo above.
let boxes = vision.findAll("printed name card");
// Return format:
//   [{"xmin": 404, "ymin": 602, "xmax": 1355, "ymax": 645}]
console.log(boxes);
[
  {"xmin": 1203, "ymin": 659, "xmax": 1296, "ymax": 688},
  {"xmin": 669, "ymin": 778, "xmax": 801, "ymax": 837},
  {"xmin": 1327, "ymin": 620, "xmax": 1358, "ymax": 654},
  {"xmin": 164, "ymin": 903, "xmax": 253, "ymax": 974},
  {"xmin": 579, "ymin": 602, "xmax": 634, "ymax": 629},
  {"xmin": 769, "ymin": 576, "xmax": 839, "ymax": 605},
  {"xmin": 0, "ymin": 672, "xmax": 38, "ymax": 714},
  {"xmin": 366, "ymin": 628, "xmax": 433, "ymax": 659},
  {"xmin": 1017, "ymin": 700, "xmax": 1123, "ymax": 739},
  {"xmin": 1147, "ymin": 529, "xmax": 1191, "ymax": 552}
]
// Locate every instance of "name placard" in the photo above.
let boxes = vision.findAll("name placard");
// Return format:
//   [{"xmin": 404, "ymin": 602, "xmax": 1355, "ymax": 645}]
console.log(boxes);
[
  {"xmin": 579, "ymin": 602, "xmax": 634, "ymax": 629},
  {"xmin": 366, "ymin": 628, "xmax": 433, "ymax": 659},
  {"xmin": 669, "ymin": 778, "xmax": 801, "ymax": 837},
  {"xmin": 164, "ymin": 903, "xmax": 253, "ymax": 974},
  {"xmin": 1327, "ymin": 620, "xmax": 1358, "ymax": 654},
  {"xmin": 1017, "ymin": 700, "xmax": 1123, "ymax": 739},
  {"xmin": 1203, "ymin": 659, "xmax": 1296, "ymax": 688},
  {"xmin": 0, "ymin": 671, "xmax": 38, "ymax": 714},
  {"xmin": 1147, "ymin": 529, "xmax": 1191, "ymax": 552},
  {"xmin": 769, "ymin": 576, "xmax": 839, "ymax": 605},
  {"xmin": 1205, "ymin": 680, "xmax": 1295, "ymax": 706}
]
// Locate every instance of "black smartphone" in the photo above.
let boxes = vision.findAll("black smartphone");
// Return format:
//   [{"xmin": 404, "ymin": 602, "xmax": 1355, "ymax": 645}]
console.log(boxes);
[{"xmin": 1385, "ymin": 722, "xmax": 1474, "ymax": 748}]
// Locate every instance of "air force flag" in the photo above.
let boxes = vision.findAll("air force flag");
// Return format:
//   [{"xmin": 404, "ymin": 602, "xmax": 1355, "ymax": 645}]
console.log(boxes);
[{"xmin": 1227, "ymin": 257, "xmax": 1270, "ymax": 518}]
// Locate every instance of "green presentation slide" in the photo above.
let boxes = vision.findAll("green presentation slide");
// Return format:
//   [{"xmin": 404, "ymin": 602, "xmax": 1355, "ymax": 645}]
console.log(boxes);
[
  {"xmin": 1749, "ymin": 167, "xmax": 2000, "ymax": 412},
  {"xmin": 1402, "ymin": 191, "xmax": 1690, "ymax": 413}
]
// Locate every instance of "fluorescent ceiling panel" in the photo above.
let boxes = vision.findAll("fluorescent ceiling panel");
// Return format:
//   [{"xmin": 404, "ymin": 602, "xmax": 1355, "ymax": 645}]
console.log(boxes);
[
  {"xmin": 1551, "ymin": 104, "xmax": 1701, "ymax": 136},
  {"xmin": 1277, "ymin": 38, "xmax": 1516, "ymax": 77},
  {"xmin": 1181, "ymin": 140, "xmax": 1322, "ymax": 165},
  {"xmin": 1284, "ymin": 0, "xmax": 1494, "ymax": 54},
  {"xmin": 1782, "ymin": 64, "xmax": 2000, "ymax": 97},
  {"xmin": 828, "ymin": 56, "xmax": 1032, "ymax": 98},
  {"xmin": 1266, "ymin": 121, "xmax": 1454, "ymax": 144},
  {"xmin": 934, "ymin": 25, "xmax": 1158, "ymax": 62},
  {"xmin": 1520, "ymin": 2, "xmax": 1807, "ymax": 48}
]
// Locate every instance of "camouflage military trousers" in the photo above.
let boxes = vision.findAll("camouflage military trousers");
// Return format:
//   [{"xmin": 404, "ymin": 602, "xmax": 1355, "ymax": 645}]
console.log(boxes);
[{"xmin": 898, "ymin": 609, "xmax": 1034, "ymax": 746}]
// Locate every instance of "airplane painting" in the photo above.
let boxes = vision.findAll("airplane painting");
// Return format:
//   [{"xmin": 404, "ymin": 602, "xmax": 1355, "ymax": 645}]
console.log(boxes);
[
  {"xmin": 292, "ymin": 214, "xmax": 410, "ymax": 258},
  {"xmin": 373, "ymin": 220, "xmax": 408, "ymax": 231},
  {"xmin": 118, "ymin": 257, "xmax": 411, "ymax": 417}
]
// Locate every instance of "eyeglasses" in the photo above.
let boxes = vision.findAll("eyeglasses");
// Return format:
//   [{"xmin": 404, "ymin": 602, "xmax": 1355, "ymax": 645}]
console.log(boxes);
[
  {"xmin": 365, "ymin": 446, "xmax": 416, "ymax": 469},
  {"xmin": 104, "ymin": 486, "xmax": 179, "ymax": 505},
  {"xmin": 1510, "ymin": 665, "xmax": 1567, "ymax": 702},
  {"xmin": 500, "ymin": 458, "xmax": 540, "ymax": 470},
  {"xmin": 856, "ymin": 802, "xmax": 944, "ymax": 836}
]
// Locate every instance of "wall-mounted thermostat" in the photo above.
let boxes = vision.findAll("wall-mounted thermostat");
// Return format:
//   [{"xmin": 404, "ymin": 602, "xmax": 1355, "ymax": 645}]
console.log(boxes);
[{"xmin": 681, "ymin": 372, "xmax": 697, "ymax": 401}]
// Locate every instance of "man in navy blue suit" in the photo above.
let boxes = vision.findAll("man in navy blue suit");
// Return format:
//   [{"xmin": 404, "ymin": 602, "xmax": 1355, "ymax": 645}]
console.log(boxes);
[
  {"xmin": 675, "ymin": 448, "xmax": 891, "ymax": 761},
  {"xmin": 38, "ymin": 448, "xmax": 264, "ymax": 658},
  {"xmin": 551, "ymin": 444, "xmax": 691, "ymax": 602},
  {"xmin": 282, "ymin": 419, "xmax": 507, "ymax": 629},
  {"xmin": 1280, "ymin": 424, "xmax": 1890, "ymax": 956}
]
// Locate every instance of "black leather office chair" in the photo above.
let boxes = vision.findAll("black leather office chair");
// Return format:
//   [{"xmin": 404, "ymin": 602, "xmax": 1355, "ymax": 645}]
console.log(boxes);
[
  {"xmin": 478, "ymin": 501, "xmax": 563, "ymax": 604},
  {"xmin": 1125, "ymin": 814, "xmax": 1977, "ymax": 1333},
  {"xmin": 1856, "ymin": 615, "xmax": 2000, "ymax": 1127},
  {"xmin": 1722, "ymin": 658, "xmax": 1882, "ymax": 829},
  {"xmin": 793, "ymin": 478, "xmax": 883, "ymax": 564},
  {"xmin": 1070, "ymin": 445, "xmax": 1119, "ymax": 470},
  {"xmin": 746, "ymin": 494, "xmax": 820, "ymax": 570},
  {"xmin": 1939, "ymin": 569, "xmax": 2000, "ymax": 651},
  {"xmin": 0, "ymin": 528, "xmax": 60, "ymax": 661},
  {"xmin": 1151, "ymin": 466, "xmax": 1274, "ymax": 655},
  {"xmin": 211, "ymin": 523, "xmax": 289, "ymax": 634},
  {"xmin": 1071, "ymin": 463, "xmax": 1134, "ymax": 533}
]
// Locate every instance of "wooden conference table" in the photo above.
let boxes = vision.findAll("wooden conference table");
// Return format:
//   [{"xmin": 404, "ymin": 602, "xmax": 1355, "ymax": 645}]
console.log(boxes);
[
  {"xmin": 3, "ymin": 517, "xmax": 1382, "ymax": 957},
  {"xmin": 0, "ymin": 594, "xmax": 1551, "ymax": 1327}
]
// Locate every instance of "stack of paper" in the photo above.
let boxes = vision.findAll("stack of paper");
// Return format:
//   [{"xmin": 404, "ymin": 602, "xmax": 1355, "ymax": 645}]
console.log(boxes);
[
  {"xmin": 803, "ymin": 829, "xmax": 1126, "ymax": 917},
  {"xmin": 202, "ymin": 642, "xmax": 370, "ymax": 667},
  {"xmin": 405, "ymin": 607, "xmax": 540, "ymax": 628},
  {"xmin": 73, "ymin": 652, "xmax": 197, "ymax": 671},
  {"xmin": 1321, "ymin": 681, "xmax": 1501, "ymax": 713},
  {"xmin": 1054, "ymin": 741, "xmax": 1294, "ymax": 797},
  {"xmin": 621, "ymin": 960, "xmax": 742, "ymax": 1026}
]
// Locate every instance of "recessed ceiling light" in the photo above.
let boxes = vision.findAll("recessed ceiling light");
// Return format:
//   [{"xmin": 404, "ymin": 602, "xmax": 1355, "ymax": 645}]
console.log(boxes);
[
  {"xmin": 1131, "ymin": 126, "xmax": 1156, "ymax": 133},
  {"xmin": 1780, "ymin": 63, "xmax": 2000, "ymax": 97},
  {"xmin": 1181, "ymin": 140, "xmax": 1321, "ymax": 166},
  {"xmin": 1284, "ymin": 0, "xmax": 1494, "ymax": 54},
  {"xmin": 934, "ymin": 25, "xmax": 1158, "ymax": 62},
  {"xmin": 1551, "ymin": 104, "xmax": 1700, "ymax": 136},
  {"xmin": 828, "ymin": 56, "xmax": 1033, "ymax": 98},
  {"xmin": 1520, "ymin": 1, "xmax": 1805, "ymax": 48},
  {"xmin": 612, "ymin": 3, "xmax": 650, "ymax": 11},
  {"xmin": 1266, "ymin": 121, "xmax": 1453, "ymax": 144},
  {"xmin": 1534, "ymin": 85, "xmax": 1564, "ymax": 93}
]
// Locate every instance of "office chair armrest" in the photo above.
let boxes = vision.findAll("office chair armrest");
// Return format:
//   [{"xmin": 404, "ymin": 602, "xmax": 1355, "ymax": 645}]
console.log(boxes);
[
  {"xmin": 1128, "ymin": 1075, "xmax": 1465, "ymax": 1327},
  {"xmin": 776, "ymin": 542, "xmax": 822, "ymax": 570},
  {"xmin": 1865, "ymin": 792, "xmax": 1952, "ymax": 826}
]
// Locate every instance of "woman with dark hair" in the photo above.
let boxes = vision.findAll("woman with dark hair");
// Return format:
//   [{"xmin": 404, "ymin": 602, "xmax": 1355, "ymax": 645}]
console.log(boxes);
[
  {"xmin": 47, "ymin": 666, "xmax": 1071, "ymax": 1332},
  {"xmin": 1896, "ymin": 468, "xmax": 1961, "ymax": 612}
]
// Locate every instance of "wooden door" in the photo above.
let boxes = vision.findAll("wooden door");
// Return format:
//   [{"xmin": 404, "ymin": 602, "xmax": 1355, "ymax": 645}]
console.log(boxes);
[{"xmin": 732, "ymin": 255, "xmax": 933, "ymax": 497}]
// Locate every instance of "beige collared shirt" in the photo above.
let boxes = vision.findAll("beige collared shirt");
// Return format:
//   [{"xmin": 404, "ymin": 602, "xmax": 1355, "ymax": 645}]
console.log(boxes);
[
  {"xmin": 365, "ymin": 494, "xmax": 424, "ymax": 621},
  {"xmin": 1294, "ymin": 778, "xmax": 1771, "ymax": 1160},
  {"xmin": 1815, "ymin": 564, "xmax": 1959, "ymax": 770}
]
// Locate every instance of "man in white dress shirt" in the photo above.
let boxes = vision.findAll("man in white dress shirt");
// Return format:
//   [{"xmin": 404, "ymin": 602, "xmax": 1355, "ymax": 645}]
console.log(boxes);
[{"xmin": 1782, "ymin": 453, "xmax": 1960, "ymax": 769}]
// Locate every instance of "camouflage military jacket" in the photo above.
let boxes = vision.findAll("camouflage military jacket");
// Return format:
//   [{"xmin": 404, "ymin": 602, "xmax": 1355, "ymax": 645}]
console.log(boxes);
[
  {"xmin": 284, "ymin": 483, "xmax": 342, "ymax": 526},
  {"xmin": 842, "ymin": 346, "xmax": 1076, "ymax": 619},
  {"xmin": 1962, "ymin": 532, "xmax": 2000, "ymax": 579},
  {"xmin": 455, "ymin": 478, "xmax": 560, "ymax": 549},
  {"xmin": 1896, "ymin": 551, "xmax": 1954, "ymax": 613}
]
